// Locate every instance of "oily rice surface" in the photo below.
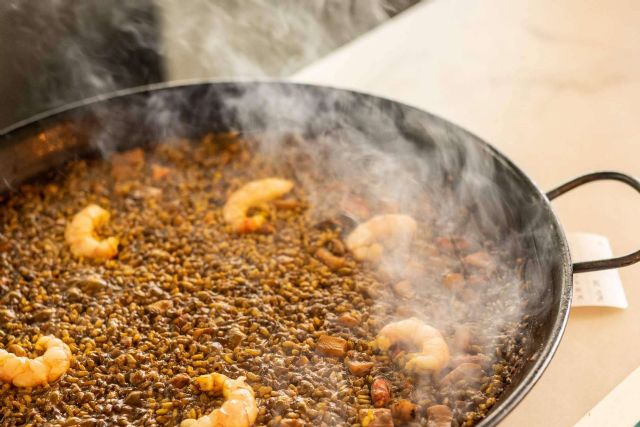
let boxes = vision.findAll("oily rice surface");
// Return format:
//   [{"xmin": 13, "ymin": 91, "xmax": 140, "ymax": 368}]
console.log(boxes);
[{"xmin": 0, "ymin": 134, "xmax": 529, "ymax": 426}]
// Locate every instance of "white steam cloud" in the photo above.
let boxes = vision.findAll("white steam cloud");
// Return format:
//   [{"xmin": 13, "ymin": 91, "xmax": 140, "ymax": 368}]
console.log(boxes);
[
  {"xmin": 213, "ymin": 83, "xmax": 547, "ymax": 417},
  {"xmin": 0, "ymin": 1, "xmax": 555, "ymax": 423}
]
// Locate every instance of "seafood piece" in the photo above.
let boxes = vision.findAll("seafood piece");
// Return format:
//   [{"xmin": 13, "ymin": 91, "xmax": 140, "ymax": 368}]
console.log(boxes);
[
  {"xmin": 223, "ymin": 178, "xmax": 294, "ymax": 233},
  {"xmin": 375, "ymin": 318, "xmax": 450, "ymax": 374},
  {"xmin": 345, "ymin": 214, "xmax": 417, "ymax": 262},
  {"xmin": 181, "ymin": 373, "xmax": 257, "ymax": 427},
  {"xmin": 0, "ymin": 335, "xmax": 72, "ymax": 388},
  {"xmin": 371, "ymin": 377, "xmax": 391, "ymax": 408},
  {"xmin": 65, "ymin": 204, "xmax": 119, "ymax": 260}
]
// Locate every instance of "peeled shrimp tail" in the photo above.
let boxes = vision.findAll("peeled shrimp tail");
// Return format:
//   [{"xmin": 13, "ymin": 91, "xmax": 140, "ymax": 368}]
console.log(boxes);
[
  {"xmin": 0, "ymin": 335, "xmax": 72, "ymax": 388},
  {"xmin": 223, "ymin": 178, "xmax": 294, "ymax": 233},
  {"xmin": 65, "ymin": 204, "xmax": 119, "ymax": 259},
  {"xmin": 181, "ymin": 374, "xmax": 258, "ymax": 427},
  {"xmin": 346, "ymin": 214, "xmax": 417, "ymax": 262},
  {"xmin": 375, "ymin": 318, "xmax": 449, "ymax": 374}
]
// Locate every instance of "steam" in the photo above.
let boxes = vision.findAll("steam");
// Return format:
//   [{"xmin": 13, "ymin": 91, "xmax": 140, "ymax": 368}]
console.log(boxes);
[
  {"xmin": 158, "ymin": 0, "xmax": 393, "ymax": 79},
  {"xmin": 0, "ymin": 0, "xmax": 408, "ymax": 128},
  {"xmin": 1, "ymin": 1, "xmax": 554, "ymax": 422},
  {"xmin": 0, "ymin": 0, "xmax": 161, "ymax": 128},
  {"xmin": 46, "ymin": 78, "xmax": 547, "ymax": 422},
  {"xmin": 213, "ymin": 83, "xmax": 548, "ymax": 413}
]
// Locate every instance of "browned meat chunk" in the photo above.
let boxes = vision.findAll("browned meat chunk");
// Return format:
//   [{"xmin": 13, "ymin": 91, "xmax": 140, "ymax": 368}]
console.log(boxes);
[
  {"xmin": 345, "ymin": 359, "xmax": 374, "ymax": 377},
  {"xmin": 337, "ymin": 313, "xmax": 359, "ymax": 328},
  {"xmin": 316, "ymin": 335, "xmax": 348, "ymax": 358}
]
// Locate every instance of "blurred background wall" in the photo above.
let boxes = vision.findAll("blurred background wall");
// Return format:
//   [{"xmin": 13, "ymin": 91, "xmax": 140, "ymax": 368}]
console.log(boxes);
[{"xmin": 0, "ymin": 0, "xmax": 420, "ymax": 129}]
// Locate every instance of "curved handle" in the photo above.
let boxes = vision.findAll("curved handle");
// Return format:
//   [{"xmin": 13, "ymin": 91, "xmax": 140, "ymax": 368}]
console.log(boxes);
[{"xmin": 547, "ymin": 171, "xmax": 640, "ymax": 273}]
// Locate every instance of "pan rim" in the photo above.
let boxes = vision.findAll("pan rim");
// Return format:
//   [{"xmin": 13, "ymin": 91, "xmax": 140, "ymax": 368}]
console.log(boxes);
[{"xmin": 0, "ymin": 79, "xmax": 573, "ymax": 426}]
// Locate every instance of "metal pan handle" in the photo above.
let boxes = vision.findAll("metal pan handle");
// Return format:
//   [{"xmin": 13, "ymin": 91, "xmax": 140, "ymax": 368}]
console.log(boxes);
[{"xmin": 547, "ymin": 171, "xmax": 640, "ymax": 273}]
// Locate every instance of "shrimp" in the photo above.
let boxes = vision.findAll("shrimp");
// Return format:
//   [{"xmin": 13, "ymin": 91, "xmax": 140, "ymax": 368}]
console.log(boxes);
[
  {"xmin": 345, "ymin": 214, "xmax": 417, "ymax": 263},
  {"xmin": 180, "ymin": 373, "xmax": 258, "ymax": 427},
  {"xmin": 65, "ymin": 204, "xmax": 119, "ymax": 260},
  {"xmin": 374, "ymin": 318, "xmax": 450, "ymax": 374},
  {"xmin": 0, "ymin": 335, "xmax": 72, "ymax": 388},
  {"xmin": 223, "ymin": 178, "xmax": 294, "ymax": 233}
]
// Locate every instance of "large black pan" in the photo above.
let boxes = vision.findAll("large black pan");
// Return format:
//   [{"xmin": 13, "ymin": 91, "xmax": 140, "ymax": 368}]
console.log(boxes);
[{"xmin": 1, "ymin": 82, "xmax": 638, "ymax": 426}]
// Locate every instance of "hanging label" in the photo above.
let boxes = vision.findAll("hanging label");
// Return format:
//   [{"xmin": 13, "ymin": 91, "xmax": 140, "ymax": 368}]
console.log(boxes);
[{"xmin": 567, "ymin": 232, "xmax": 628, "ymax": 309}]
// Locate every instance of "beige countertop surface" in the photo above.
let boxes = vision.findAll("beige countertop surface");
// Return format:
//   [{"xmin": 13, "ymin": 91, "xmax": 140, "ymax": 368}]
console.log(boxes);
[{"xmin": 292, "ymin": 0, "xmax": 640, "ymax": 425}]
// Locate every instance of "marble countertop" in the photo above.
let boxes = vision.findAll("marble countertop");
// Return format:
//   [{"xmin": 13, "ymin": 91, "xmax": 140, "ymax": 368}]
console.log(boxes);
[{"xmin": 292, "ymin": 0, "xmax": 640, "ymax": 425}]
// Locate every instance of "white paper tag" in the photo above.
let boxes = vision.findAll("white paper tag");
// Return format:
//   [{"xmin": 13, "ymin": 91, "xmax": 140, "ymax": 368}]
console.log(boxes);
[
  {"xmin": 567, "ymin": 233, "xmax": 628, "ymax": 309},
  {"xmin": 574, "ymin": 366, "xmax": 640, "ymax": 427}
]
